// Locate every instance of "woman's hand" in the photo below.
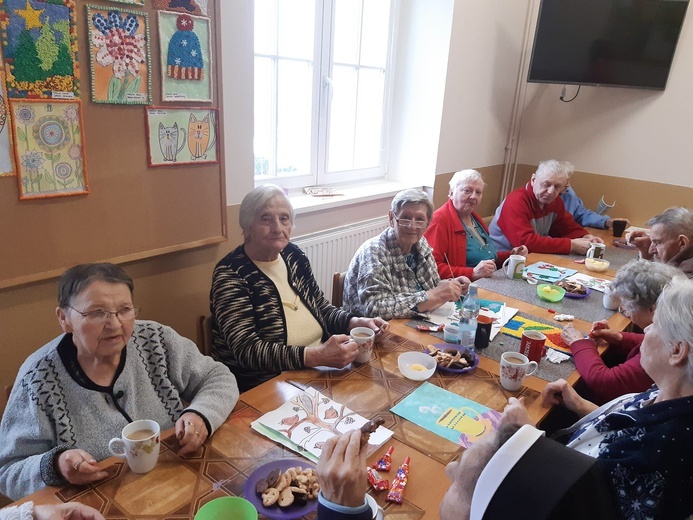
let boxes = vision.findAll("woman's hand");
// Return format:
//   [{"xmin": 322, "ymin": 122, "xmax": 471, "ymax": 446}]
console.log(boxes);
[
  {"xmin": 305, "ymin": 334, "xmax": 358, "ymax": 368},
  {"xmin": 472, "ymin": 260, "xmax": 496, "ymax": 280},
  {"xmin": 510, "ymin": 245, "xmax": 529, "ymax": 257},
  {"xmin": 541, "ymin": 379, "xmax": 597, "ymax": 418},
  {"xmin": 57, "ymin": 449, "xmax": 108, "ymax": 486},
  {"xmin": 588, "ymin": 321, "xmax": 623, "ymax": 344},
  {"xmin": 35, "ymin": 502, "xmax": 106, "ymax": 520},
  {"xmin": 349, "ymin": 316, "xmax": 389, "ymax": 335},
  {"xmin": 316, "ymin": 429, "xmax": 367, "ymax": 508},
  {"xmin": 500, "ymin": 397, "xmax": 531, "ymax": 427},
  {"xmin": 176, "ymin": 412, "xmax": 209, "ymax": 456},
  {"xmin": 561, "ymin": 324, "xmax": 587, "ymax": 347}
]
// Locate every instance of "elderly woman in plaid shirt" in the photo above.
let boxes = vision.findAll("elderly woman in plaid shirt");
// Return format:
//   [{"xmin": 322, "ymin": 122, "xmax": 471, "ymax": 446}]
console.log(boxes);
[{"xmin": 343, "ymin": 189, "xmax": 471, "ymax": 320}]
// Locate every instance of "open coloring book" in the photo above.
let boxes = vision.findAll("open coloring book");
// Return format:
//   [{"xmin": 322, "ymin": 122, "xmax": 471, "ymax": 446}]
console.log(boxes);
[{"xmin": 251, "ymin": 388, "xmax": 393, "ymax": 463}]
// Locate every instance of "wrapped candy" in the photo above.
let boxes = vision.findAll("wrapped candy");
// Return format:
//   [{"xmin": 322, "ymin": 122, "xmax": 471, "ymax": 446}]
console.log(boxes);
[
  {"xmin": 375, "ymin": 446, "xmax": 394, "ymax": 471},
  {"xmin": 367, "ymin": 466, "xmax": 390, "ymax": 491},
  {"xmin": 386, "ymin": 456, "xmax": 410, "ymax": 504}
]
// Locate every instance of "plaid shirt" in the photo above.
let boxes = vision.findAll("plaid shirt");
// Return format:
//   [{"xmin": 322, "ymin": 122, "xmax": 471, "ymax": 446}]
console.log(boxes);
[{"xmin": 343, "ymin": 227, "xmax": 441, "ymax": 320}]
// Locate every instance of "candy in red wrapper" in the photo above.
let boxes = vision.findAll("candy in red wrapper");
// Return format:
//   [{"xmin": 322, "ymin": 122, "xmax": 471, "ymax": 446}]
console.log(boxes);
[
  {"xmin": 375, "ymin": 446, "xmax": 394, "ymax": 471},
  {"xmin": 386, "ymin": 456, "xmax": 410, "ymax": 504},
  {"xmin": 367, "ymin": 466, "xmax": 390, "ymax": 491}
]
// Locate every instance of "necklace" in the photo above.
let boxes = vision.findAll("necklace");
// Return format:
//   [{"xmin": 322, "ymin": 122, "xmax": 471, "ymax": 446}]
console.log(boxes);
[{"xmin": 282, "ymin": 293, "xmax": 299, "ymax": 311}]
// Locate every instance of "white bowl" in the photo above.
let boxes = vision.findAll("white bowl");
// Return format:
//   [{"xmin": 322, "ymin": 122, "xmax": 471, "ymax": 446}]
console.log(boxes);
[
  {"xmin": 585, "ymin": 258, "xmax": 610, "ymax": 273},
  {"xmin": 398, "ymin": 351, "xmax": 436, "ymax": 381}
]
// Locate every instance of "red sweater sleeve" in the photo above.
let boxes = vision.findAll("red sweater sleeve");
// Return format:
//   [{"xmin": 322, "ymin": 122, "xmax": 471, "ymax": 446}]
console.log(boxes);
[{"xmin": 570, "ymin": 337, "xmax": 653, "ymax": 405}]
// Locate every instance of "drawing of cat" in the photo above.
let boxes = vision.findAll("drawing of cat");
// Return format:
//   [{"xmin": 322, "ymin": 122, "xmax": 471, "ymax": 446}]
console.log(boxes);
[
  {"xmin": 158, "ymin": 122, "xmax": 186, "ymax": 162},
  {"xmin": 188, "ymin": 113, "xmax": 216, "ymax": 160}
]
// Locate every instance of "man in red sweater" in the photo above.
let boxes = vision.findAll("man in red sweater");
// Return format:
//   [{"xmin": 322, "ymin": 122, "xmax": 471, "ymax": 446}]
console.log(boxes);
[{"xmin": 489, "ymin": 160, "xmax": 603, "ymax": 254}]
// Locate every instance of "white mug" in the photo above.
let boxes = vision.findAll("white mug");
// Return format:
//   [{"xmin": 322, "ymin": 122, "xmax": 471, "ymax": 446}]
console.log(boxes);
[
  {"xmin": 500, "ymin": 352, "xmax": 538, "ymax": 391},
  {"xmin": 350, "ymin": 327, "xmax": 375, "ymax": 363},
  {"xmin": 502, "ymin": 255, "xmax": 526, "ymax": 280},
  {"xmin": 109, "ymin": 419, "xmax": 160, "ymax": 473},
  {"xmin": 586, "ymin": 243, "xmax": 606, "ymax": 259},
  {"xmin": 602, "ymin": 284, "xmax": 620, "ymax": 311}
]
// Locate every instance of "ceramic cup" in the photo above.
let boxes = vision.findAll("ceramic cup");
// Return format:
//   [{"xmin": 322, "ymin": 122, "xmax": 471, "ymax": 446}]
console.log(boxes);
[
  {"xmin": 612, "ymin": 219, "xmax": 628, "ymax": 238},
  {"xmin": 351, "ymin": 327, "xmax": 375, "ymax": 363},
  {"xmin": 602, "ymin": 284, "xmax": 620, "ymax": 311},
  {"xmin": 109, "ymin": 419, "xmax": 160, "ymax": 473},
  {"xmin": 586, "ymin": 243, "xmax": 606, "ymax": 259},
  {"xmin": 501, "ymin": 255, "xmax": 526, "ymax": 280},
  {"xmin": 519, "ymin": 330, "xmax": 546, "ymax": 363},
  {"xmin": 500, "ymin": 352, "xmax": 538, "ymax": 392}
]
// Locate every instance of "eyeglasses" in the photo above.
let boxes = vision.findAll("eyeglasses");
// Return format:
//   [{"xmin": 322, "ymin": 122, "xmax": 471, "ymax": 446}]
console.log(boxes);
[
  {"xmin": 68, "ymin": 305, "xmax": 140, "ymax": 325},
  {"xmin": 394, "ymin": 217, "xmax": 428, "ymax": 229}
]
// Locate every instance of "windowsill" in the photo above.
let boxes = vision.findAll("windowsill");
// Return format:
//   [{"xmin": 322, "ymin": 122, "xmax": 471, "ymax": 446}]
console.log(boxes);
[{"xmin": 289, "ymin": 179, "xmax": 429, "ymax": 216}]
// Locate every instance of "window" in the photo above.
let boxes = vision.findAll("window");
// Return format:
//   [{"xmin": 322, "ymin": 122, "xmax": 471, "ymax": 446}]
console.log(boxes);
[{"xmin": 254, "ymin": 0, "xmax": 395, "ymax": 189}]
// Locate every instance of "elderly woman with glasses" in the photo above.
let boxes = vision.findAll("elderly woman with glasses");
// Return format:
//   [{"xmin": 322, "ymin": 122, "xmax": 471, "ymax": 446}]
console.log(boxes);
[
  {"xmin": 342, "ymin": 189, "xmax": 471, "ymax": 320},
  {"xmin": 0, "ymin": 263, "xmax": 238, "ymax": 501},
  {"xmin": 561, "ymin": 259, "xmax": 685, "ymax": 404},
  {"xmin": 425, "ymin": 170, "xmax": 528, "ymax": 280},
  {"xmin": 211, "ymin": 185, "xmax": 388, "ymax": 392}
]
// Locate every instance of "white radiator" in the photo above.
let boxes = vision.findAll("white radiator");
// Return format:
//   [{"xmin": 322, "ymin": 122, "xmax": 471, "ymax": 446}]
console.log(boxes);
[{"xmin": 293, "ymin": 217, "xmax": 390, "ymax": 296}]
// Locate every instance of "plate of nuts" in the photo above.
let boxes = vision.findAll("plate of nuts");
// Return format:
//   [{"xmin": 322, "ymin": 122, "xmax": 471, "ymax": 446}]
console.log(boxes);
[
  {"xmin": 425, "ymin": 344, "xmax": 479, "ymax": 374},
  {"xmin": 244, "ymin": 458, "xmax": 319, "ymax": 519}
]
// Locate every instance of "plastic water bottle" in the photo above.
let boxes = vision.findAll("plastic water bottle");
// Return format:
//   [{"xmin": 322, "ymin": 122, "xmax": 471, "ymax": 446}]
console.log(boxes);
[{"xmin": 458, "ymin": 284, "xmax": 480, "ymax": 349}]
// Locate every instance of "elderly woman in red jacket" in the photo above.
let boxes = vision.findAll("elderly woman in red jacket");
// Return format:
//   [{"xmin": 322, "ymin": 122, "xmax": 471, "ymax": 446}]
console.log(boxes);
[
  {"xmin": 425, "ymin": 169, "xmax": 527, "ymax": 280},
  {"xmin": 561, "ymin": 259, "xmax": 685, "ymax": 404}
]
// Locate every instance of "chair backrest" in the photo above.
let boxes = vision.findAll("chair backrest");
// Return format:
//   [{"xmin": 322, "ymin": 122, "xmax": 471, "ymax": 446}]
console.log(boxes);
[
  {"xmin": 482, "ymin": 215, "xmax": 493, "ymax": 226},
  {"xmin": 332, "ymin": 272, "xmax": 346, "ymax": 307},
  {"xmin": 196, "ymin": 315, "xmax": 214, "ymax": 356}
]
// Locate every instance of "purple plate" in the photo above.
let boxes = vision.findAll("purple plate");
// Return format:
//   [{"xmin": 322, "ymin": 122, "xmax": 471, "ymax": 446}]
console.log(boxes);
[
  {"xmin": 244, "ymin": 458, "xmax": 318, "ymax": 520},
  {"xmin": 431, "ymin": 344, "xmax": 479, "ymax": 374},
  {"xmin": 564, "ymin": 287, "xmax": 591, "ymax": 299}
]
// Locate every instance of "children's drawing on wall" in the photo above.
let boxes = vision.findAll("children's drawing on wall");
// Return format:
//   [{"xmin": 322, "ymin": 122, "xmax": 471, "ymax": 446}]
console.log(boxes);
[
  {"xmin": 153, "ymin": 0, "xmax": 208, "ymax": 17},
  {"xmin": 0, "ymin": 71, "xmax": 16, "ymax": 176},
  {"xmin": 146, "ymin": 107, "xmax": 218, "ymax": 166},
  {"xmin": 87, "ymin": 6, "xmax": 151, "ymax": 104},
  {"xmin": 10, "ymin": 99, "xmax": 89, "ymax": 199},
  {"xmin": 0, "ymin": 0, "xmax": 79, "ymax": 98},
  {"xmin": 158, "ymin": 11, "xmax": 212, "ymax": 102}
]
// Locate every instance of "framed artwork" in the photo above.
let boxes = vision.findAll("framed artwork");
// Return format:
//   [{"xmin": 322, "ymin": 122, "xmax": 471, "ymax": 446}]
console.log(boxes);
[
  {"xmin": 152, "ymin": 0, "xmax": 208, "ymax": 16},
  {"xmin": 0, "ymin": 71, "xmax": 16, "ymax": 176},
  {"xmin": 109, "ymin": 0, "xmax": 144, "ymax": 5},
  {"xmin": 0, "ymin": 0, "xmax": 80, "ymax": 98},
  {"xmin": 86, "ymin": 5, "xmax": 151, "ymax": 104},
  {"xmin": 10, "ymin": 99, "xmax": 89, "ymax": 199},
  {"xmin": 158, "ymin": 10, "xmax": 212, "ymax": 102},
  {"xmin": 145, "ymin": 107, "xmax": 218, "ymax": 166}
]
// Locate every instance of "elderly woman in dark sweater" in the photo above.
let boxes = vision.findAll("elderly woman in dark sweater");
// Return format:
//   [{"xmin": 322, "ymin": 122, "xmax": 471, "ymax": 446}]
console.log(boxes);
[
  {"xmin": 0, "ymin": 263, "xmax": 238, "ymax": 500},
  {"xmin": 211, "ymin": 185, "xmax": 388, "ymax": 392}
]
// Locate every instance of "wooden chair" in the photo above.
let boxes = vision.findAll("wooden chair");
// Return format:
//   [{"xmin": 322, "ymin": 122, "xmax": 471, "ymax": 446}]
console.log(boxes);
[
  {"xmin": 331, "ymin": 272, "xmax": 346, "ymax": 307},
  {"xmin": 196, "ymin": 315, "xmax": 214, "ymax": 356}
]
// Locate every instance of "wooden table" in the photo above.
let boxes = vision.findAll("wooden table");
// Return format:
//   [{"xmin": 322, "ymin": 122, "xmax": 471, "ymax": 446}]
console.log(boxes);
[{"xmin": 9, "ymin": 234, "xmax": 630, "ymax": 519}]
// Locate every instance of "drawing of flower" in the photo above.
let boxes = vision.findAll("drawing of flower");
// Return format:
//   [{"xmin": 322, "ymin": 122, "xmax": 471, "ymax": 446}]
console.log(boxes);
[
  {"xmin": 91, "ymin": 11, "xmax": 146, "ymax": 79},
  {"xmin": 32, "ymin": 116, "xmax": 70, "ymax": 152},
  {"xmin": 67, "ymin": 144, "xmax": 82, "ymax": 161},
  {"xmin": 21, "ymin": 150, "xmax": 45, "ymax": 170},
  {"xmin": 16, "ymin": 106, "xmax": 35, "ymax": 125},
  {"xmin": 63, "ymin": 106, "xmax": 79, "ymax": 122},
  {"xmin": 54, "ymin": 162, "xmax": 73, "ymax": 180}
]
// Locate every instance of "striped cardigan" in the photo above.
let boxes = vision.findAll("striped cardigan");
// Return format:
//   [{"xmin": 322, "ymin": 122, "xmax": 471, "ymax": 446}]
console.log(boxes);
[{"xmin": 210, "ymin": 243, "xmax": 357, "ymax": 391}]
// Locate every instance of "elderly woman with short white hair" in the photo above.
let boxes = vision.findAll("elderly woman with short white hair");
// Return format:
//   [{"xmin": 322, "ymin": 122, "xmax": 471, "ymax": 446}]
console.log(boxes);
[
  {"xmin": 425, "ymin": 169, "xmax": 527, "ymax": 280},
  {"xmin": 211, "ymin": 185, "xmax": 388, "ymax": 392},
  {"xmin": 343, "ymin": 188, "xmax": 470, "ymax": 320}
]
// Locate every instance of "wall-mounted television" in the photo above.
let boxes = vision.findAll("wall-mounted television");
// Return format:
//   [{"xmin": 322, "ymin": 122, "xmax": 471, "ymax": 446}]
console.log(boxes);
[{"xmin": 528, "ymin": 0, "xmax": 689, "ymax": 90}]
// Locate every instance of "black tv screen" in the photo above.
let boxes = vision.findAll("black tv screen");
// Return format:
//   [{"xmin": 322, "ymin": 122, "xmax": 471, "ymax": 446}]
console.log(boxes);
[{"xmin": 528, "ymin": 0, "xmax": 689, "ymax": 90}]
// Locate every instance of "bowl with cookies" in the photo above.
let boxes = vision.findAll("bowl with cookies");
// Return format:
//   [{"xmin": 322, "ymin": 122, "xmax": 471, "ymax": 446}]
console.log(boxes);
[
  {"xmin": 555, "ymin": 280, "xmax": 591, "ymax": 299},
  {"xmin": 245, "ymin": 459, "xmax": 319, "ymax": 519},
  {"xmin": 426, "ymin": 344, "xmax": 479, "ymax": 374}
]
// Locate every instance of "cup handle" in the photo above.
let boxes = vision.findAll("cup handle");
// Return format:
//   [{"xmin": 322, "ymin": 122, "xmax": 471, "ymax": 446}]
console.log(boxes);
[
  {"xmin": 526, "ymin": 361, "xmax": 539, "ymax": 377},
  {"xmin": 501, "ymin": 257, "xmax": 510, "ymax": 274},
  {"xmin": 586, "ymin": 249, "xmax": 594, "ymax": 258},
  {"xmin": 108, "ymin": 438, "xmax": 127, "ymax": 459}
]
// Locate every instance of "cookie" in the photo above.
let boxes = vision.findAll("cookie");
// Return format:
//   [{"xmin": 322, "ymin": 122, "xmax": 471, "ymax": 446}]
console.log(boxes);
[
  {"xmin": 255, "ymin": 477, "xmax": 269, "ymax": 495},
  {"xmin": 262, "ymin": 488, "xmax": 279, "ymax": 507}
]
